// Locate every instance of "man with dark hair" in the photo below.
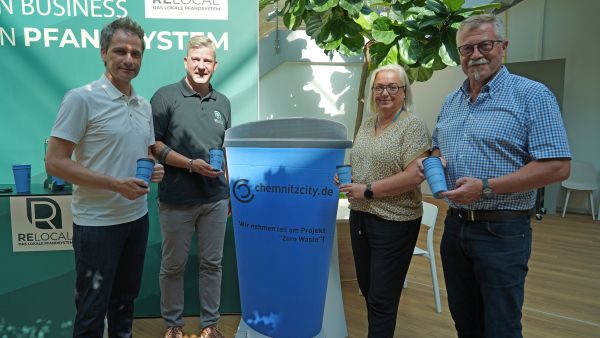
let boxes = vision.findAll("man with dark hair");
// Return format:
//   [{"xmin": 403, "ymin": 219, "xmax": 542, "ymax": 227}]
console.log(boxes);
[
  {"xmin": 428, "ymin": 14, "xmax": 571, "ymax": 338},
  {"xmin": 45, "ymin": 16, "xmax": 163, "ymax": 337},
  {"xmin": 151, "ymin": 35, "xmax": 230, "ymax": 338}
]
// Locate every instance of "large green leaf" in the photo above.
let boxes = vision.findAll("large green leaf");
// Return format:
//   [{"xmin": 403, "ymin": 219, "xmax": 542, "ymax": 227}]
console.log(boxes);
[
  {"xmin": 419, "ymin": 36, "xmax": 442, "ymax": 66},
  {"xmin": 369, "ymin": 42, "xmax": 394, "ymax": 69},
  {"xmin": 372, "ymin": 16, "xmax": 393, "ymax": 31},
  {"xmin": 283, "ymin": 12, "xmax": 299, "ymax": 29},
  {"xmin": 371, "ymin": 16, "xmax": 397, "ymax": 44},
  {"xmin": 431, "ymin": 53, "xmax": 448, "ymax": 70},
  {"xmin": 407, "ymin": 66, "xmax": 434, "ymax": 82},
  {"xmin": 425, "ymin": 0, "xmax": 449, "ymax": 16},
  {"xmin": 372, "ymin": 29, "xmax": 397, "ymax": 45},
  {"xmin": 291, "ymin": 0, "xmax": 306, "ymax": 16},
  {"xmin": 397, "ymin": 37, "xmax": 421, "ymax": 65},
  {"xmin": 439, "ymin": 43, "xmax": 458, "ymax": 66},
  {"xmin": 419, "ymin": 16, "xmax": 446, "ymax": 29},
  {"xmin": 339, "ymin": 0, "xmax": 363, "ymax": 17},
  {"xmin": 441, "ymin": 27, "xmax": 460, "ymax": 65},
  {"xmin": 322, "ymin": 38, "xmax": 343, "ymax": 50},
  {"xmin": 307, "ymin": 0, "xmax": 339, "ymax": 12},
  {"xmin": 383, "ymin": 44, "xmax": 400, "ymax": 67},
  {"xmin": 442, "ymin": 0, "xmax": 464, "ymax": 12},
  {"xmin": 341, "ymin": 33, "xmax": 366, "ymax": 55},
  {"xmin": 354, "ymin": 11, "xmax": 378, "ymax": 31},
  {"xmin": 305, "ymin": 13, "xmax": 324, "ymax": 38}
]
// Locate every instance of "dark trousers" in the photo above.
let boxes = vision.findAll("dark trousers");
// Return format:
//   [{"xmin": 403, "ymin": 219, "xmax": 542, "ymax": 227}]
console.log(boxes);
[
  {"xmin": 72, "ymin": 214, "xmax": 149, "ymax": 338},
  {"xmin": 349, "ymin": 210, "xmax": 421, "ymax": 338},
  {"xmin": 441, "ymin": 213, "xmax": 532, "ymax": 338}
]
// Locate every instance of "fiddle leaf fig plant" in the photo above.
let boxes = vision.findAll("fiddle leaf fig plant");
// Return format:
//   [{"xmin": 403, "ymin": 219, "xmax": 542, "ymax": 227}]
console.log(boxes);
[{"xmin": 262, "ymin": 0, "xmax": 501, "ymax": 136}]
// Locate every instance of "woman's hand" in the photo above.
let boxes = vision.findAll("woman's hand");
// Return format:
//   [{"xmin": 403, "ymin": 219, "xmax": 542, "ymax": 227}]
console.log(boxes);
[{"xmin": 339, "ymin": 183, "xmax": 368, "ymax": 200}]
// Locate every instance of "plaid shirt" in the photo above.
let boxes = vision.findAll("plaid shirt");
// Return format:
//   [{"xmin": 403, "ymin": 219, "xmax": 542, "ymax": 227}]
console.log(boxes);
[{"xmin": 432, "ymin": 66, "xmax": 571, "ymax": 210}]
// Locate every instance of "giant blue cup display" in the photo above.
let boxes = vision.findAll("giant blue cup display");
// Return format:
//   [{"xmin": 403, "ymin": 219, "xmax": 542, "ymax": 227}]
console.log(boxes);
[{"xmin": 225, "ymin": 118, "xmax": 352, "ymax": 337}]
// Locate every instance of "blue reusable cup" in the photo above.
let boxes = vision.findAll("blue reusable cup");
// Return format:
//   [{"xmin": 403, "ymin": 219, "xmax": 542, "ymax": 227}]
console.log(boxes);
[
  {"xmin": 423, "ymin": 156, "xmax": 448, "ymax": 199},
  {"xmin": 136, "ymin": 158, "xmax": 155, "ymax": 184},
  {"xmin": 209, "ymin": 148, "xmax": 224, "ymax": 171},
  {"xmin": 12, "ymin": 164, "xmax": 31, "ymax": 193},
  {"xmin": 336, "ymin": 165, "xmax": 352, "ymax": 185}
]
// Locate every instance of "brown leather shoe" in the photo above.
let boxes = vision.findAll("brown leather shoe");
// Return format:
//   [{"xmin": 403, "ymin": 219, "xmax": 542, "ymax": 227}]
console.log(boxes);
[
  {"xmin": 199, "ymin": 324, "xmax": 224, "ymax": 338},
  {"xmin": 164, "ymin": 326, "xmax": 183, "ymax": 338}
]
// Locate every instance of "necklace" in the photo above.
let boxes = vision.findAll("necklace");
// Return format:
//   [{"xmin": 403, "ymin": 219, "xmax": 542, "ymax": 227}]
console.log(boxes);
[{"xmin": 376, "ymin": 107, "xmax": 404, "ymax": 131}]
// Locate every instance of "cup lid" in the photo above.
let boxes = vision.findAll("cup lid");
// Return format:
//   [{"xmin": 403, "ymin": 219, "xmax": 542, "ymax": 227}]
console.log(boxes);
[{"xmin": 224, "ymin": 118, "xmax": 352, "ymax": 149}]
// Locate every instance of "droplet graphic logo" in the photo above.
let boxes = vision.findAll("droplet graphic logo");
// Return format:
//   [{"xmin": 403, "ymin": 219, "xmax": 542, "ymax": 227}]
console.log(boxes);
[{"xmin": 233, "ymin": 179, "xmax": 254, "ymax": 203}]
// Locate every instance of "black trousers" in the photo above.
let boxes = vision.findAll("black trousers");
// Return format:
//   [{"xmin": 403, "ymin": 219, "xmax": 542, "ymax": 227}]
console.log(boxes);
[
  {"xmin": 350, "ymin": 210, "xmax": 421, "ymax": 338},
  {"xmin": 72, "ymin": 214, "xmax": 149, "ymax": 338}
]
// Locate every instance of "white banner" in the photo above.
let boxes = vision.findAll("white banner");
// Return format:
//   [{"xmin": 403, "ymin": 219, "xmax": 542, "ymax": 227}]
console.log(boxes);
[
  {"xmin": 10, "ymin": 195, "xmax": 73, "ymax": 252},
  {"xmin": 144, "ymin": 0, "xmax": 228, "ymax": 20}
]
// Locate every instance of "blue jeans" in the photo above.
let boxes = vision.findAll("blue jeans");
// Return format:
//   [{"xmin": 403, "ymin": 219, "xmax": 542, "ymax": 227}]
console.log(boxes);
[
  {"xmin": 350, "ymin": 210, "xmax": 421, "ymax": 338},
  {"xmin": 441, "ymin": 213, "xmax": 532, "ymax": 338},
  {"xmin": 72, "ymin": 214, "xmax": 149, "ymax": 338}
]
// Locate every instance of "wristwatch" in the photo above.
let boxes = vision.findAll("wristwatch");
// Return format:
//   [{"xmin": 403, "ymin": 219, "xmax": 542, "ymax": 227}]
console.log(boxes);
[
  {"xmin": 482, "ymin": 178, "xmax": 494, "ymax": 199},
  {"xmin": 364, "ymin": 183, "xmax": 374, "ymax": 199}
]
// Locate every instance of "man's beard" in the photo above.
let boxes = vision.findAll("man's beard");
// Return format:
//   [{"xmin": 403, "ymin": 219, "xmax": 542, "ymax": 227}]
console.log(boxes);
[{"xmin": 468, "ymin": 58, "xmax": 488, "ymax": 81}]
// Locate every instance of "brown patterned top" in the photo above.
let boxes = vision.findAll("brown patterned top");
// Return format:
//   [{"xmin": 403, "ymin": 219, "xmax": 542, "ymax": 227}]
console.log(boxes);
[{"xmin": 350, "ymin": 112, "xmax": 431, "ymax": 221}]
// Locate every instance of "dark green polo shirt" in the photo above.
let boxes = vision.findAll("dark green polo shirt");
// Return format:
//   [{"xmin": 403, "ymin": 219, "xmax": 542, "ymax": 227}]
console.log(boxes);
[{"xmin": 151, "ymin": 78, "xmax": 231, "ymax": 205}]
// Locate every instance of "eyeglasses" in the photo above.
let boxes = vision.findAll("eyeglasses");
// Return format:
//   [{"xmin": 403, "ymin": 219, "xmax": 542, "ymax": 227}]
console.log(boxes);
[
  {"xmin": 372, "ymin": 84, "xmax": 405, "ymax": 95},
  {"xmin": 458, "ymin": 40, "xmax": 503, "ymax": 56}
]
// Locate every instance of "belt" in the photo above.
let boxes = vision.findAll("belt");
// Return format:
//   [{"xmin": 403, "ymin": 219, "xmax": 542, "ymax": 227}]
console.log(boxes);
[{"xmin": 448, "ymin": 208, "xmax": 530, "ymax": 222}]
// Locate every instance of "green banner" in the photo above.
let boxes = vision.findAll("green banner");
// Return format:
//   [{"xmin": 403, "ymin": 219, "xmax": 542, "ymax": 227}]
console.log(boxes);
[
  {"xmin": 0, "ymin": 0, "xmax": 258, "ymax": 183},
  {"xmin": 0, "ymin": 0, "xmax": 257, "ymax": 334}
]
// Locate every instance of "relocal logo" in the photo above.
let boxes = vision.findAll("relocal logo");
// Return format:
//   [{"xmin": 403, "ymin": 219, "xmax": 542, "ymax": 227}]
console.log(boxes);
[{"xmin": 26, "ymin": 197, "xmax": 62, "ymax": 230}]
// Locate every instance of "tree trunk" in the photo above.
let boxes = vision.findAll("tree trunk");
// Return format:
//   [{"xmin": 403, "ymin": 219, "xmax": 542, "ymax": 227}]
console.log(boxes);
[{"xmin": 353, "ymin": 42, "xmax": 372, "ymax": 140}]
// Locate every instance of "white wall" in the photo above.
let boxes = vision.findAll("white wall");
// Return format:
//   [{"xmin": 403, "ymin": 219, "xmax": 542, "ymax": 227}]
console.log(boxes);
[
  {"xmin": 506, "ymin": 0, "xmax": 600, "ymax": 215},
  {"xmin": 259, "ymin": 0, "xmax": 600, "ymax": 214}
]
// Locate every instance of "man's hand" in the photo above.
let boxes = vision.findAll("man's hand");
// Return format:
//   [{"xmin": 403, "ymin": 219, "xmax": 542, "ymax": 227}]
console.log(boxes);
[
  {"xmin": 440, "ymin": 177, "xmax": 483, "ymax": 205},
  {"xmin": 151, "ymin": 163, "xmax": 165, "ymax": 183},
  {"xmin": 191, "ymin": 159, "xmax": 222, "ymax": 178},
  {"xmin": 112, "ymin": 177, "xmax": 150, "ymax": 200}
]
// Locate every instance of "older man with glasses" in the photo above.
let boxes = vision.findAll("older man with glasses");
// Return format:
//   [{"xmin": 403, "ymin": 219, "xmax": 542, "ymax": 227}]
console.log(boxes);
[{"xmin": 425, "ymin": 14, "xmax": 571, "ymax": 338}]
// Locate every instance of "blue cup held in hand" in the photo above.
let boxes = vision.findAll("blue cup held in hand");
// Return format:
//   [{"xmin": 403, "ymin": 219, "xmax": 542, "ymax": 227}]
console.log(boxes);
[
  {"xmin": 336, "ymin": 165, "xmax": 352, "ymax": 185},
  {"xmin": 423, "ymin": 156, "xmax": 448, "ymax": 199},
  {"xmin": 209, "ymin": 148, "xmax": 224, "ymax": 171},
  {"xmin": 136, "ymin": 158, "xmax": 155, "ymax": 184},
  {"xmin": 12, "ymin": 164, "xmax": 31, "ymax": 193}
]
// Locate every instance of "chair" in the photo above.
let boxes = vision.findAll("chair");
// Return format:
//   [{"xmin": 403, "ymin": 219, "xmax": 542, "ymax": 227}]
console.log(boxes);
[
  {"xmin": 404, "ymin": 201, "xmax": 442, "ymax": 313},
  {"xmin": 561, "ymin": 161, "xmax": 598, "ymax": 220},
  {"xmin": 336, "ymin": 198, "xmax": 350, "ymax": 222}
]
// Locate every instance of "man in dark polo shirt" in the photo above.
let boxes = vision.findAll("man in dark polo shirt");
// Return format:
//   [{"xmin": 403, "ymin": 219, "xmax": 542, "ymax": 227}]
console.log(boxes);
[{"xmin": 150, "ymin": 36, "xmax": 230, "ymax": 338}]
